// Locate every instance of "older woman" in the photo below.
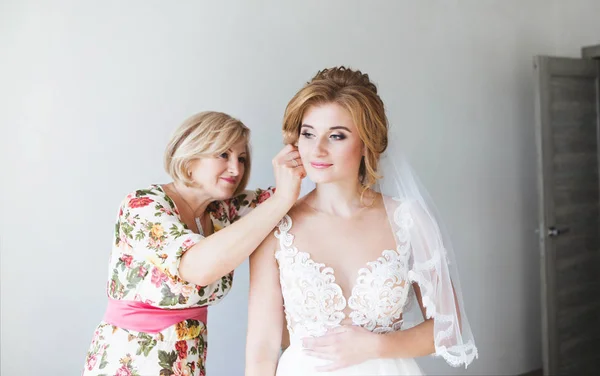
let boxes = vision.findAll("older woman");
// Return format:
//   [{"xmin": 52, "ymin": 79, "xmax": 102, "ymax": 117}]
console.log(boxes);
[{"xmin": 83, "ymin": 111, "xmax": 304, "ymax": 376}]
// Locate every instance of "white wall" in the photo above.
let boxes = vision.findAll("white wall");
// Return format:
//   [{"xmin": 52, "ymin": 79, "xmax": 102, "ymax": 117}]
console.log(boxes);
[{"xmin": 1, "ymin": 1, "xmax": 598, "ymax": 375}]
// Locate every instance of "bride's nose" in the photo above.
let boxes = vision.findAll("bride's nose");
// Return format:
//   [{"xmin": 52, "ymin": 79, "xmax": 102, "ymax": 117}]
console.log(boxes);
[{"xmin": 312, "ymin": 137, "xmax": 328, "ymax": 157}]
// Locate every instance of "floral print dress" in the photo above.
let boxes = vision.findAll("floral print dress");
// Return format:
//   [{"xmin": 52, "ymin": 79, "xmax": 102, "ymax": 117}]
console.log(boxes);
[{"xmin": 83, "ymin": 184, "xmax": 274, "ymax": 376}]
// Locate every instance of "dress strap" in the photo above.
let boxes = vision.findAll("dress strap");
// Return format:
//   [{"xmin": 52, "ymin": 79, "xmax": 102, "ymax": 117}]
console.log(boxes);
[{"xmin": 274, "ymin": 214, "xmax": 295, "ymax": 250}]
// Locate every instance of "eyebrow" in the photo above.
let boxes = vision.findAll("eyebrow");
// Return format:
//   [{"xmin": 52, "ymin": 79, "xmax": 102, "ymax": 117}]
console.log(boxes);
[
  {"xmin": 227, "ymin": 148, "xmax": 247, "ymax": 156},
  {"xmin": 301, "ymin": 124, "xmax": 352, "ymax": 132}
]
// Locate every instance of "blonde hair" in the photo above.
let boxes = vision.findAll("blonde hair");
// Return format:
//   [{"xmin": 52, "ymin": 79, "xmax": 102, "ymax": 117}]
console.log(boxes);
[
  {"xmin": 164, "ymin": 111, "xmax": 251, "ymax": 195},
  {"xmin": 282, "ymin": 66, "xmax": 388, "ymax": 192}
]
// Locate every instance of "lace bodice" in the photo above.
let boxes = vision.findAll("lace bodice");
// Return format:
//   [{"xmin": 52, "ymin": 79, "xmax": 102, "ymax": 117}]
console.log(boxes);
[{"xmin": 274, "ymin": 215, "xmax": 412, "ymax": 342}]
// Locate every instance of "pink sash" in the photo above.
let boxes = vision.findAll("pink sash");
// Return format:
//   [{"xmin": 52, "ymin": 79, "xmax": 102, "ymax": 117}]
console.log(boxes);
[{"xmin": 103, "ymin": 298, "xmax": 207, "ymax": 334}]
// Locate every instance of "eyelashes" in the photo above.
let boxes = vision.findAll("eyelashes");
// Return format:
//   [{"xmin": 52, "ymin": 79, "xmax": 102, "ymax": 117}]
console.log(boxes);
[
  {"xmin": 219, "ymin": 153, "xmax": 246, "ymax": 163},
  {"xmin": 300, "ymin": 131, "xmax": 346, "ymax": 140}
]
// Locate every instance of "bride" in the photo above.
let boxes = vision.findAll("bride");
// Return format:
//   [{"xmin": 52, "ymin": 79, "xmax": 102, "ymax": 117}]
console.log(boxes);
[{"xmin": 245, "ymin": 66, "xmax": 477, "ymax": 375}]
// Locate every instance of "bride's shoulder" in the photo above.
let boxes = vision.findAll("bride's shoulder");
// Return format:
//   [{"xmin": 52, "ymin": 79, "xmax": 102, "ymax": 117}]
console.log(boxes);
[
  {"xmin": 364, "ymin": 190, "xmax": 395, "ymax": 208},
  {"xmin": 374, "ymin": 191, "xmax": 414, "ymax": 208},
  {"xmin": 287, "ymin": 196, "xmax": 315, "ymax": 221}
]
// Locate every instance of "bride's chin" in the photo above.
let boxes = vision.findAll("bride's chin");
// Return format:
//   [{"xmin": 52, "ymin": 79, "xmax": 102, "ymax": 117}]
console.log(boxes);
[
  {"xmin": 309, "ymin": 174, "xmax": 358, "ymax": 186},
  {"xmin": 308, "ymin": 176, "xmax": 333, "ymax": 184}
]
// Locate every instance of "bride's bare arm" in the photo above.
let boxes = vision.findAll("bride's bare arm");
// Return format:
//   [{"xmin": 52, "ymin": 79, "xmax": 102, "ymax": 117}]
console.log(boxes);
[
  {"xmin": 245, "ymin": 232, "xmax": 284, "ymax": 376},
  {"xmin": 377, "ymin": 281, "xmax": 463, "ymax": 359},
  {"xmin": 375, "ymin": 284, "xmax": 435, "ymax": 358}
]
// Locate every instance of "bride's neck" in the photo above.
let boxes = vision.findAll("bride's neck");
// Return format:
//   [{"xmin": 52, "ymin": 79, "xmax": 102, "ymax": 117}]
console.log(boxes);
[{"xmin": 309, "ymin": 180, "xmax": 367, "ymax": 218}]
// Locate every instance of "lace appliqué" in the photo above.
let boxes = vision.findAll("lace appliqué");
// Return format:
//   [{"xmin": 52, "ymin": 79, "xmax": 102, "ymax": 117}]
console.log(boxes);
[
  {"xmin": 275, "ymin": 216, "xmax": 345, "ymax": 338},
  {"xmin": 274, "ymin": 215, "xmax": 410, "ymax": 339},
  {"xmin": 348, "ymin": 249, "xmax": 410, "ymax": 333}
]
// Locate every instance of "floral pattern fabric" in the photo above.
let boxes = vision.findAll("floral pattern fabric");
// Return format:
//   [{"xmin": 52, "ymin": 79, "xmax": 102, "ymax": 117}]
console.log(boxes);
[{"xmin": 83, "ymin": 184, "xmax": 275, "ymax": 376}]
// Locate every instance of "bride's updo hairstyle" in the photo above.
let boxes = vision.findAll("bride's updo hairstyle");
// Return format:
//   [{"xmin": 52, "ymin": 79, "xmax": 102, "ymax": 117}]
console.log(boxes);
[{"xmin": 282, "ymin": 66, "xmax": 389, "ymax": 193}]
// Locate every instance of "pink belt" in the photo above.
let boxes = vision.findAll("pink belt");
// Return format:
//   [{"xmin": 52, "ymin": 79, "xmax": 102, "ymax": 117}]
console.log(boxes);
[{"xmin": 103, "ymin": 298, "xmax": 207, "ymax": 334}]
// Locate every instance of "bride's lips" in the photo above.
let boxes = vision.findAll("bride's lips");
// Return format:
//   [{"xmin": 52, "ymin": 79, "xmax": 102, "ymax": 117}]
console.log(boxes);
[
  {"xmin": 310, "ymin": 162, "xmax": 333, "ymax": 169},
  {"xmin": 220, "ymin": 177, "xmax": 237, "ymax": 184}
]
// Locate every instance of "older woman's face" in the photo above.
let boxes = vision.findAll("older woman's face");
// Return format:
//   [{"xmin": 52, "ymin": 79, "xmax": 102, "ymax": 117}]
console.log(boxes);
[{"xmin": 189, "ymin": 139, "xmax": 247, "ymax": 200}]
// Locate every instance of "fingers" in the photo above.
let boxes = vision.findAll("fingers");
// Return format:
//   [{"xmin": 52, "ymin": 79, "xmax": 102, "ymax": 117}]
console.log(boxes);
[
  {"xmin": 279, "ymin": 151, "xmax": 300, "ymax": 166},
  {"xmin": 302, "ymin": 332, "xmax": 342, "ymax": 349},
  {"xmin": 301, "ymin": 326, "xmax": 350, "ymax": 348},
  {"xmin": 273, "ymin": 146, "xmax": 300, "ymax": 167},
  {"xmin": 273, "ymin": 145, "xmax": 293, "ymax": 166},
  {"xmin": 285, "ymin": 150, "xmax": 300, "ymax": 161},
  {"xmin": 276, "ymin": 144, "xmax": 298, "ymax": 160},
  {"xmin": 301, "ymin": 326, "xmax": 366, "ymax": 372},
  {"xmin": 292, "ymin": 164, "xmax": 306, "ymax": 179},
  {"xmin": 284, "ymin": 150, "xmax": 302, "ymax": 170},
  {"xmin": 285, "ymin": 158, "xmax": 303, "ymax": 168},
  {"xmin": 283, "ymin": 158, "xmax": 305, "ymax": 177},
  {"xmin": 279, "ymin": 144, "xmax": 296, "ymax": 156},
  {"xmin": 302, "ymin": 349, "xmax": 336, "ymax": 360},
  {"xmin": 278, "ymin": 147, "xmax": 305, "ymax": 176}
]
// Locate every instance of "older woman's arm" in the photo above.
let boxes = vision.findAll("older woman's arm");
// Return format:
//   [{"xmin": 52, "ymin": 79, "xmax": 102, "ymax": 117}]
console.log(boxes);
[{"xmin": 179, "ymin": 145, "xmax": 304, "ymax": 286}]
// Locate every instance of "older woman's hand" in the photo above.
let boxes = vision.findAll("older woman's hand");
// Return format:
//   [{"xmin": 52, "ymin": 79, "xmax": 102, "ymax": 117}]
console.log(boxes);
[{"xmin": 272, "ymin": 144, "xmax": 305, "ymax": 205}]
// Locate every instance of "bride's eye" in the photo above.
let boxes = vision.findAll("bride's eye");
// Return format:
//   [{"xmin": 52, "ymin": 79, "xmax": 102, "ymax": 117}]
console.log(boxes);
[
  {"xmin": 301, "ymin": 131, "xmax": 314, "ymax": 138},
  {"xmin": 330, "ymin": 133, "xmax": 346, "ymax": 140}
]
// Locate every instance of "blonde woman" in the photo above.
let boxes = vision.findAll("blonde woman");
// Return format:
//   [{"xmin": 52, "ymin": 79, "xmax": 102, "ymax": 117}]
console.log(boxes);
[
  {"xmin": 83, "ymin": 112, "xmax": 305, "ymax": 376},
  {"xmin": 246, "ymin": 67, "xmax": 477, "ymax": 375}
]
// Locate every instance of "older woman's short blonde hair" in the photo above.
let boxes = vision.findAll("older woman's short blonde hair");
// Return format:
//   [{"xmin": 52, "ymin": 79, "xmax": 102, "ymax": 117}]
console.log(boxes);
[{"xmin": 164, "ymin": 111, "xmax": 251, "ymax": 195}]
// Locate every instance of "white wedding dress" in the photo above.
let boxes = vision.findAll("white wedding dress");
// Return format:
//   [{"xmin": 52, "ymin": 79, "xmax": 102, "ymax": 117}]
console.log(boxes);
[{"xmin": 273, "ymin": 214, "xmax": 423, "ymax": 376}]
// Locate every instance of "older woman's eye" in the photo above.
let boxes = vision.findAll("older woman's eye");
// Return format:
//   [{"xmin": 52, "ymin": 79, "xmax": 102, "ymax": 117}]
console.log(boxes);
[
  {"xmin": 219, "ymin": 152, "xmax": 229, "ymax": 159},
  {"xmin": 238, "ymin": 157, "xmax": 246, "ymax": 163}
]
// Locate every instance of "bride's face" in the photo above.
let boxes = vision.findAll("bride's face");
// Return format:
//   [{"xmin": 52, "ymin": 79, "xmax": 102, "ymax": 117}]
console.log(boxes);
[{"xmin": 297, "ymin": 102, "xmax": 364, "ymax": 185}]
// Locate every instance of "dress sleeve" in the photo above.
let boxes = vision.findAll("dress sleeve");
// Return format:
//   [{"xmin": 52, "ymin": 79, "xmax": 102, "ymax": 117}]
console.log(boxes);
[
  {"xmin": 223, "ymin": 186, "xmax": 276, "ymax": 223},
  {"xmin": 116, "ymin": 188, "xmax": 203, "ymax": 281}
]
